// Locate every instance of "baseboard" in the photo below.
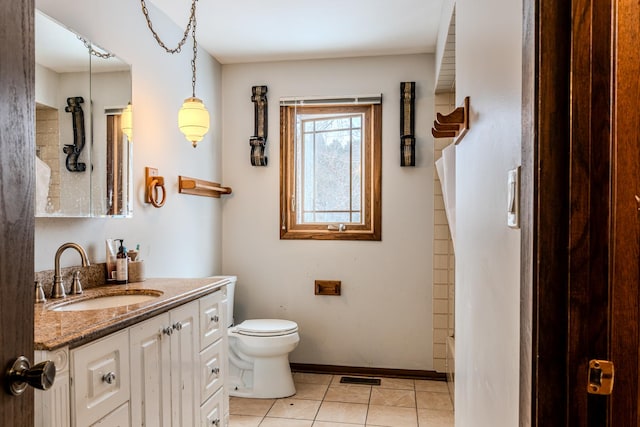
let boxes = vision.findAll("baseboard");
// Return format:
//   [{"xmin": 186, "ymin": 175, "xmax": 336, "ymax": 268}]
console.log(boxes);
[{"xmin": 290, "ymin": 363, "xmax": 446, "ymax": 381}]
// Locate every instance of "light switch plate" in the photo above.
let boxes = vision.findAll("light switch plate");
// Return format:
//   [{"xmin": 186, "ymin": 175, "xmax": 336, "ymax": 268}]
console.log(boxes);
[{"xmin": 507, "ymin": 166, "xmax": 520, "ymax": 228}]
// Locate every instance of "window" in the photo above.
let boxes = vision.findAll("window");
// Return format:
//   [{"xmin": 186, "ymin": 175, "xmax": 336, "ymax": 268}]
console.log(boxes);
[{"xmin": 280, "ymin": 100, "xmax": 382, "ymax": 240}]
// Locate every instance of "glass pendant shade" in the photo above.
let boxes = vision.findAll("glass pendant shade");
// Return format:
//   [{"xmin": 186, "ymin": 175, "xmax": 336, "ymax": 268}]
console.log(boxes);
[
  {"xmin": 178, "ymin": 97, "xmax": 210, "ymax": 147},
  {"xmin": 121, "ymin": 103, "xmax": 133, "ymax": 141}
]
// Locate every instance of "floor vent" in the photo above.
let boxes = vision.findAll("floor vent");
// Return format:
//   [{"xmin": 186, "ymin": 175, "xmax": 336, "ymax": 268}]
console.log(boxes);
[{"xmin": 339, "ymin": 376, "xmax": 381, "ymax": 386}]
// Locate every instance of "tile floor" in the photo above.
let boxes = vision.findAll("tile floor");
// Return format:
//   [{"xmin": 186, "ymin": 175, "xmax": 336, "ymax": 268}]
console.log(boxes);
[{"xmin": 229, "ymin": 373, "xmax": 454, "ymax": 427}]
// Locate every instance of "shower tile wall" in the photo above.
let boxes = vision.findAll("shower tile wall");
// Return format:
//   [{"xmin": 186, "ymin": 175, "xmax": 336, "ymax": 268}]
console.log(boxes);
[
  {"xmin": 433, "ymin": 92, "xmax": 456, "ymax": 373},
  {"xmin": 36, "ymin": 104, "xmax": 61, "ymax": 211}
]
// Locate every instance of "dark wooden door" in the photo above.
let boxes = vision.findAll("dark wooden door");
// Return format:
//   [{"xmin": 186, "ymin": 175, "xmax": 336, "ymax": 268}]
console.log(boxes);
[
  {"xmin": 0, "ymin": 1, "xmax": 36, "ymax": 426},
  {"xmin": 525, "ymin": 0, "xmax": 640, "ymax": 425}
]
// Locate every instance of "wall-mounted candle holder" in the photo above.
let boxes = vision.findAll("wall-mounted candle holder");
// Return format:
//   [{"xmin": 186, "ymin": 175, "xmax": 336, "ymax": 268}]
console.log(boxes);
[
  {"xmin": 250, "ymin": 85, "xmax": 268, "ymax": 166},
  {"xmin": 400, "ymin": 82, "xmax": 416, "ymax": 167},
  {"xmin": 63, "ymin": 96, "xmax": 87, "ymax": 172}
]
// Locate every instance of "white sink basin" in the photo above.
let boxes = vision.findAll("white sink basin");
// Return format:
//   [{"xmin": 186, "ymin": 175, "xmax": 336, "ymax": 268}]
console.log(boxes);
[{"xmin": 50, "ymin": 291, "xmax": 163, "ymax": 311}]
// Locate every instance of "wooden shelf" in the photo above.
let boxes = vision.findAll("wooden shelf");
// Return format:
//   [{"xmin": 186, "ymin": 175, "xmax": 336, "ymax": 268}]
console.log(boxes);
[{"xmin": 178, "ymin": 176, "xmax": 232, "ymax": 198}]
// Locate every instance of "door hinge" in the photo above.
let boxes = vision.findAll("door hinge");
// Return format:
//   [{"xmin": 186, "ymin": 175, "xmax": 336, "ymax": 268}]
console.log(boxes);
[{"xmin": 587, "ymin": 359, "xmax": 615, "ymax": 395}]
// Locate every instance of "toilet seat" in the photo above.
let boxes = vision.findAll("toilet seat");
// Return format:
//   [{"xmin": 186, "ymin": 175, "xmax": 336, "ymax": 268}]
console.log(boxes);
[{"xmin": 233, "ymin": 319, "xmax": 298, "ymax": 337}]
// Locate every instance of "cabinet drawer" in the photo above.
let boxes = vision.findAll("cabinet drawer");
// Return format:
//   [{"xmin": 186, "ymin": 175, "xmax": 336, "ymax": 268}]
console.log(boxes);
[
  {"xmin": 200, "ymin": 339, "xmax": 224, "ymax": 404},
  {"xmin": 200, "ymin": 388, "xmax": 224, "ymax": 427},
  {"xmin": 71, "ymin": 329, "xmax": 130, "ymax": 427},
  {"xmin": 200, "ymin": 289, "xmax": 225, "ymax": 350},
  {"xmin": 89, "ymin": 402, "xmax": 130, "ymax": 427}
]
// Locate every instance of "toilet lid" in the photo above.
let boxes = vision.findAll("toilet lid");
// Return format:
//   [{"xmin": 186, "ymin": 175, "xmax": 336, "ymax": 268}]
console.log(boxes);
[{"xmin": 234, "ymin": 319, "xmax": 298, "ymax": 337}]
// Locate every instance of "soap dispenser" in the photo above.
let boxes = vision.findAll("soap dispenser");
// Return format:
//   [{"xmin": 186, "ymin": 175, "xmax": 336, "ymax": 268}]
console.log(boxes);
[{"xmin": 115, "ymin": 239, "xmax": 128, "ymax": 284}]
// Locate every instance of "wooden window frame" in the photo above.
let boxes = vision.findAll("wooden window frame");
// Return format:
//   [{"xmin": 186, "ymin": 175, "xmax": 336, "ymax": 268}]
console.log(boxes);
[{"xmin": 280, "ymin": 103, "xmax": 382, "ymax": 241}]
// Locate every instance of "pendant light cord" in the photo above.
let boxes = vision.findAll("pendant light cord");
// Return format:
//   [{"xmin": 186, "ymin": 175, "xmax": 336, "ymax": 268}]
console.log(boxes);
[
  {"xmin": 190, "ymin": 14, "xmax": 197, "ymax": 98},
  {"xmin": 140, "ymin": 0, "xmax": 198, "ymax": 54}
]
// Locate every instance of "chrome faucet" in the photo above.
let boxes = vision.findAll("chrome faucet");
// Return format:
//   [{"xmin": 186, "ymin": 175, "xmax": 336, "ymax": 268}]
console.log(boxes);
[{"xmin": 51, "ymin": 243, "xmax": 90, "ymax": 298}]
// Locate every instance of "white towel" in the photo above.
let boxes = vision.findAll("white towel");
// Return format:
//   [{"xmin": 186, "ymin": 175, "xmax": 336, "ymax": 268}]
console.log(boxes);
[
  {"xmin": 435, "ymin": 143, "xmax": 456, "ymax": 250},
  {"xmin": 35, "ymin": 156, "xmax": 51, "ymax": 214}
]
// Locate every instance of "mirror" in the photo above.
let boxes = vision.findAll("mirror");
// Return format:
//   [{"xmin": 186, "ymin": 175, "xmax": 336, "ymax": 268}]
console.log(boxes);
[{"xmin": 35, "ymin": 10, "xmax": 132, "ymax": 217}]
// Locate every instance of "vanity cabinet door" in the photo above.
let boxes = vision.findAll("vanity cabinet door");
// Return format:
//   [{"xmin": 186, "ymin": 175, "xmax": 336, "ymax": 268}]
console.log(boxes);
[
  {"xmin": 89, "ymin": 402, "xmax": 130, "ymax": 427},
  {"xmin": 71, "ymin": 329, "xmax": 130, "ymax": 427},
  {"xmin": 200, "ymin": 388, "xmax": 224, "ymax": 427},
  {"xmin": 130, "ymin": 312, "xmax": 171, "ymax": 427},
  {"xmin": 200, "ymin": 339, "xmax": 225, "ymax": 405},
  {"xmin": 170, "ymin": 300, "xmax": 200, "ymax": 427},
  {"xmin": 34, "ymin": 348, "xmax": 71, "ymax": 427},
  {"xmin": 200, "ymin": 289, "xmax": 225, "ymax": 350}
]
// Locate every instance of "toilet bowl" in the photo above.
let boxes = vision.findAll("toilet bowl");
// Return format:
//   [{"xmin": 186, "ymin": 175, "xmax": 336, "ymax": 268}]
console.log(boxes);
[{"xmin": 225, "ymin": 277, "xmax": 300, "ymax": 398}]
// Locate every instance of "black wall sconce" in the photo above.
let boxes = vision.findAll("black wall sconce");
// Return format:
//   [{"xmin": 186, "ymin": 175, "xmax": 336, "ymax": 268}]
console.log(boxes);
[
  {"xmin": 63, "ymin": 96, "xmax": 87, "ymax": 172},
  {"xmin": 250, "ymin": 85, "xmax": 268, "ymax": 166},
  {"xmin": 400, "ymin": 82, "xmax": 416, "ymax": 167}
]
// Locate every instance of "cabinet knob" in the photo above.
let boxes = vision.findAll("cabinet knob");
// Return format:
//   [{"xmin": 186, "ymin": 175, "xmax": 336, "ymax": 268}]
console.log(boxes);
[
  {"xmin": 102, "ymin": 372, "xmax": 117, "ymax": 384},
  {"xmin": 162, "ymin": 326, "xmax": 173, "ymax": 336},
  {"xmin": 6, "ymin": 356, "xmax": 56, "ymax": 396},
  {"xmin": 210, "ymin": 315, "xmax": 219, "ymax": 323},
  {"xmin": 211, "ymin": 367, "xmax": 220, "ymax": 375},
  {"xmin": 210, "ymin": 419, "xmax": 220, "ymax": 426},
  {"xmin": 173, "ymin": 322, "xmax": 183, "ymax": 331}
]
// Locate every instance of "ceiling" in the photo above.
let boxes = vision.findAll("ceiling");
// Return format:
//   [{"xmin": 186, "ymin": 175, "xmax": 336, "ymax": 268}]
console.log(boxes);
[{"xmin": 148, "ymin": 0, "xmax": 448, "ymax": 64}]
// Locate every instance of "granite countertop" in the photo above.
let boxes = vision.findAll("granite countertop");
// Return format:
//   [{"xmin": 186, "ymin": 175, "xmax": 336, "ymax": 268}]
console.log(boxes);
[{"xmin": 35, "ymin": 277, "xmax": 230, "ymax": 351}]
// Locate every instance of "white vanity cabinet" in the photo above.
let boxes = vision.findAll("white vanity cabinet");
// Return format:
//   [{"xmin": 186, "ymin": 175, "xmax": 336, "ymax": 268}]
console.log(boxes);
[
  {"xmin": 35, "ymin": 286, "xmax": 228, "ymax": 427},
  {"xmin": 71, "ymin": 329, "xmax": 130, "ymax": 427},
  {"xmin": 198, "ymin": 290, "xmax": 228, "ymax": 426},
  {"xmin": 129, "ymin": 299, "xmax": 201, "ymax": 427}
]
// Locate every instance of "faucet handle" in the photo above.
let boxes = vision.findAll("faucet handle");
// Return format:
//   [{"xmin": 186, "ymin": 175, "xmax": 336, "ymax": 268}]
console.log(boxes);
[
  {"xmin": 35, "ymin": 281, "xmax": 46, "ymax": 303},
  {"xmin": 70, "ymin": 271, "xmax": 83, "ymax": 295}
]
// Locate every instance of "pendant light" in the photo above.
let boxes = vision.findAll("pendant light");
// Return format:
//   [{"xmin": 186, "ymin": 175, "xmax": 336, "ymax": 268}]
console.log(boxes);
[
  {"xmin": 141, "ymin": 0, "xmax": 209, "ymax": 147},
  {"xmin": 121, "ymin": 103, "xmax": 133, "ymax": 141}
]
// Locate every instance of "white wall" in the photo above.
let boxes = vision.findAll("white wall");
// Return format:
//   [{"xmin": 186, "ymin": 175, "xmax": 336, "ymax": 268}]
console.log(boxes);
[
  {"xmin": 221, "ymin": 55, "xmax": 435, "ymax": 370},
  {"xmin": 35, "ymin": 0, "xmax": 223, "ymax": 278},
  {"xmin": 454, "ymin": 0, "xmax": 522, "ymax": 425}
]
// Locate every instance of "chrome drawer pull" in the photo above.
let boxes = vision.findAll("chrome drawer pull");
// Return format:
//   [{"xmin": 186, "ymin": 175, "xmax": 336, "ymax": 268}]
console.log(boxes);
[
  {"xmin": 210, "ymin": 419, "xmax": 220, "ymax": 426},
  {"xmin": 210, "ymin": 315, "xmax": 219, "ymax": 323},
  {"xmin": 173, "ymin": 322, "xmax": 183, "ymax": 331},
  {"xmin": 162, "ymin": 326, "xmax": 173, "ymax": 336},
  {"xmin": 102, "ymin": 372, "xmax": 117, "ymax": 384},
  {"xmin": 211, "ymin": 367, "xmax": 220, "ymax": 375}
]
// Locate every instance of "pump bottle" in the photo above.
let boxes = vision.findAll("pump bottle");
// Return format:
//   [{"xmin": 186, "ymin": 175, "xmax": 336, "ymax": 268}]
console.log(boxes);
[{"xmin": 115, "ymin": 239, "xmax": 128, "ymax": 284}]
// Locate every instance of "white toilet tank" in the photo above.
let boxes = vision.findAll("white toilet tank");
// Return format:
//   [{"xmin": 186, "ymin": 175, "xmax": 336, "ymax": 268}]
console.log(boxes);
[{"xmin": 225, "ymin": 276, "xmax": 237, "ymax": 327}]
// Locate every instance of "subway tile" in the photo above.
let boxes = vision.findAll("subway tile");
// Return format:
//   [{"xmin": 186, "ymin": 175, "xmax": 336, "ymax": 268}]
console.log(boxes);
[
  {"xmin": 433, "ymin": 299, "xmax": 449, "ymax": 314},
  {"xmin": 432, "ymin": 358, "xmax": 447, "ymax": 373},
  {"xmin": 433, "ymin": 343, "xmax": 447, "ymax": 359},
  {"xmin": 433, "ymin": 314, "xmax": 448, "ymax": 329}
]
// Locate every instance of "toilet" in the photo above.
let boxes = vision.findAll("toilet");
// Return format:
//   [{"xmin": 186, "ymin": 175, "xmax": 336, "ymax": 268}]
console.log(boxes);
[{"xmin": 225, "ymin": 276, "xmax": 300, "ymax": 398}]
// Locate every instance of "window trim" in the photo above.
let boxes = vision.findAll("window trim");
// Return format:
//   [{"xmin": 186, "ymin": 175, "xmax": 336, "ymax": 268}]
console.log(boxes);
[{"xmin": 280, "ymin": 103, "xmax": 382, "ymax": 241}]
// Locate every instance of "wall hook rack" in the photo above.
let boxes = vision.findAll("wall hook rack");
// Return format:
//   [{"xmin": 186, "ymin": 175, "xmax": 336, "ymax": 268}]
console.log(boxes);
[
  {"xmin": 432, "ymin": 96, "xmax": 470, "ymax": 144},
  {"xmin": 178, "ymin": 176, "xmax": 232, "ymax": 198}
]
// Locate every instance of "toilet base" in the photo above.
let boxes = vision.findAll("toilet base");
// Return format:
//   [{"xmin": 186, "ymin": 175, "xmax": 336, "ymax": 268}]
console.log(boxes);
[{"xmin": 229, "ymin": 354, "xmax": 296, "ymax": 399}]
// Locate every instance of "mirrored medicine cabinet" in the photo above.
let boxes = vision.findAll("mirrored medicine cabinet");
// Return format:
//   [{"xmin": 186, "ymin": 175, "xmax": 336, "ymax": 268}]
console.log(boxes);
[{"xmin": 35, "ymin": 10, "xmax": 133, "ymax": 218}]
